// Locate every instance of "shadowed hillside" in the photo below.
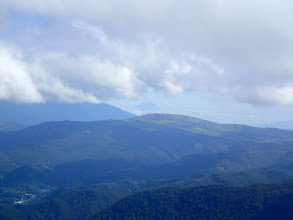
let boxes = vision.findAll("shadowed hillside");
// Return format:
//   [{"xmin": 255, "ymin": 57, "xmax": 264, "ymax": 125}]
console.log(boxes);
[
  {"xmin": 1, "ymin": 114, "xmax": 293, "ymax": 174},
  {"xmin": 93, "ymin": 183, "xmax": 293, "ymax": 220}
]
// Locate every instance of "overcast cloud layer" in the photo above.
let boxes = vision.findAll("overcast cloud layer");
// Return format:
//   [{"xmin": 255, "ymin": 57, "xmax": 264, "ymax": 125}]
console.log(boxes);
[{"xmin": 1, "ymin": 0, "xmax": 293, "ymax": 105}]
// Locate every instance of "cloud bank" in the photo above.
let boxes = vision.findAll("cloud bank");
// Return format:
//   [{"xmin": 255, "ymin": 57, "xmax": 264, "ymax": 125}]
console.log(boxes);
[{"xmin": 0, "ymin": 0, "xmax": 293, "ymax": 105}]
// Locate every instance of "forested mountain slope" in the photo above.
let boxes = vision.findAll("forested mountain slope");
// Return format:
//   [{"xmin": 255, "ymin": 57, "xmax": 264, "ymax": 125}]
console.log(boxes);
[
  {"xmin": 1, "ymin": 114, "xmax": 293, "ymax": 174},
  {"xmin": 93, "ymin": 183, "xmax": 293, "ymax": 220}
]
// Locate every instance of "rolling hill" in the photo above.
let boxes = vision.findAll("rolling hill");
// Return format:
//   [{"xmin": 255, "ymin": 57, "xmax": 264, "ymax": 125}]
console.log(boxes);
[{"xmin": 1, "ymin": 114, "xmax": 293, "ymax": 175}]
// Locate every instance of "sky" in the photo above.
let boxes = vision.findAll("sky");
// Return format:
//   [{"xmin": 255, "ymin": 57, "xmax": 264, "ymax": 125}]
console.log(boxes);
[{"xmin": 1, "ymin": 0, "xmax": 293, "ymax": 125}]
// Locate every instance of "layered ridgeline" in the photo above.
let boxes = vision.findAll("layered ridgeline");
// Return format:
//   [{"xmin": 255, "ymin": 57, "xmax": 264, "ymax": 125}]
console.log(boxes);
[
  {"xmin": 4, "ymin": 155, "xmax": 293, "ymax": 188},
  {"xmin": 0, "ymin": 102, "xmax": 135, "ymax": 125},
  {"xmin": 1, "ymin": 114, "xmax": 293, "ymax": 219},
  {"xmin": 1, "ymin": 114, "xmax": 293, "ymax": 174}
]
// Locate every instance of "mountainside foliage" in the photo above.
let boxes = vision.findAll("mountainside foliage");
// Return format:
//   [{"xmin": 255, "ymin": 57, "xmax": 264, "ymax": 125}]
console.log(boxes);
[
  {"xmin": 94, "ymin": 183, "xmax": 293, "ymax": 220},
  {"xmin": 1, "ymin": 114, "xmax": 293, "ymax": 219},
  {"xmin": 1, "ymin": 114, "xmax": 293, "ymax": 175},
  {"xmin": 18, "ymin": 188, "xmax": 126, "ymax": 220},
  {"xmin": 2, "ymin": 170, "xmax": 293, "ymax": 220}
]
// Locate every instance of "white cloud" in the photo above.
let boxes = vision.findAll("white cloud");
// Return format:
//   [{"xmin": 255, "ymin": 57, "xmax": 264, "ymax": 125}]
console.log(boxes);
[
  {"xmin": 1, "ymin": 1, "xmax": 293, "ymax": 105},
  {"xmin": 235, "ymin": 86, "xmax": 293, "ymax": 106},
  {"xmin": 0, "ymin": 43, "xmax": 102, "ymax": 103},
  {"xmin": 33, "ymin": 52, "xmax": 144, "ymax": 100},
  {"xmin": 0, "ymin": 44, "xmax": 44, "ymax": 103},
  {"xmin": 31, "ymin": 66, "xmax": 101, "ymax": 103}
]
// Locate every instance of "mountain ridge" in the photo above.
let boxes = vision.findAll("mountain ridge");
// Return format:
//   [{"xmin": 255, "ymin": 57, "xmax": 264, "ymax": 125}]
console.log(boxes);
[
  {"xmin": 1, "ymin": 113, "xmax": 293, "ymax": 175},
  {"xmin": 0, "ymin": 121, "xmax": 27, "ymax": 132},
  {"xmin": 0, "ymin": 102, "xmax": 135, "ymax": 125}
]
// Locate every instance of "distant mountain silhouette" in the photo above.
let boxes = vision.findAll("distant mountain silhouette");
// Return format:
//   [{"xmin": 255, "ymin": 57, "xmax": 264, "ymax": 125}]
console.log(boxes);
[
  {"xmin": 0, "ymin": 102, "xmax": 135, "ymax": 125},
  {"xmin": 260, "ymin": 119, "xmax": 293, "ymax": 130},
  {"xmin": 0, "ymin": 121, "xmax": 27, "ymax": 132},
  {"xmin": 132, "ymin": 102, "xmax": 160, "ymax": 115}
]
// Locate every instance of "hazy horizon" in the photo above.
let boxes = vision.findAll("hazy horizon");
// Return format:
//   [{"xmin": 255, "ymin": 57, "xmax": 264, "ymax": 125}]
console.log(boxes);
[{"xmin": 1, "ymin": 1, "xmax": 293, "ymax": 125}]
